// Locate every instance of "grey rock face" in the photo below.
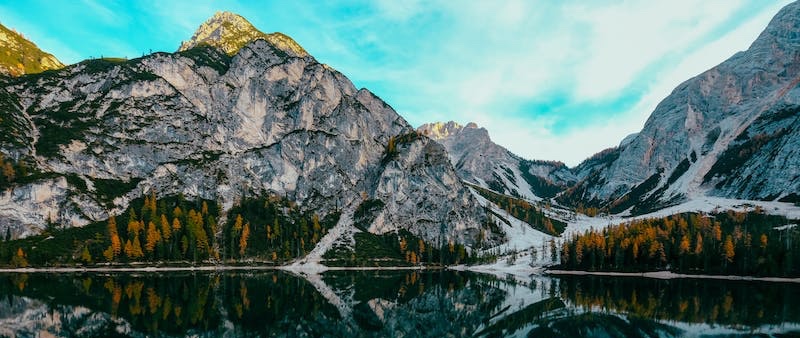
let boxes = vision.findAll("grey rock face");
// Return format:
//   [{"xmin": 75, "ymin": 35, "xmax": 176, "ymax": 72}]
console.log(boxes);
[
  {"xmin": 562, "ymin": 1, "xmax": 800, "ymax": 213},
  {"xmin": 417, "ymin": 121, "xmax": 575, "ymax": 200},
  {"xmin": 0, "ymin": 19, "xmax": 487, "ymax": 244}
]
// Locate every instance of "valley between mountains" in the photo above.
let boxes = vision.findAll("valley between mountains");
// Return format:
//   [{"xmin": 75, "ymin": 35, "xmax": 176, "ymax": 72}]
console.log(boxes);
[{"xmin": 0, "ymin": 5, "xmax": 799, "ymax": 277}]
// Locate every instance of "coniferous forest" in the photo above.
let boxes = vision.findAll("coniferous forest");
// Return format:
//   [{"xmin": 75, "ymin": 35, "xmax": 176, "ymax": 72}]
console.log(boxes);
[
  {"xmin": 0, "ymin": 192, "xmax": 479, "ymax": 267},
  {"xmin": 558, "ymin": 210, "xmax": 800, "ymax": 276}
]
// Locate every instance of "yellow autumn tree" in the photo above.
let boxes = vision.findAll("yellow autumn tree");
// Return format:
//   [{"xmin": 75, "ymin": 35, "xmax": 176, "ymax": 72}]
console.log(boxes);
[
  {"xmin": 124, "ymin": 239, "xmax": 134, "ymax": 259},
  {"xmin": 723, "ymin": 235, "xmax": 735, "ymax": 263},
  {"xmin": 239, "ymin": 222, "xmax": 250, "ymax": 257},
  {"xmin": 145, "ymin": 221, "xmax": 162, "ymax": 254},
  {"xmin": 694, "ymin": 233, "xmax": 704, "ymax": 255},
  {"xmin": 679, "ymin": 235, "xmax": 690, "ymax": 254},
  {"xmin": 132, "ymin": 235, "xmax": 144, "ymax": 259},
  {"xmin": 11, "ymin": 248, "xmax": 28, "ymax": 267},
  {"xmin": 2, "ymin": 162, "xmax": 15, "ymax": 182},
  {"xmin": 104, "ymin": 215, "xmax": 122, "ymax": 261},
  {"xmin": 160, "ymin": 215, "xmax": 171, "ymax": 240}
]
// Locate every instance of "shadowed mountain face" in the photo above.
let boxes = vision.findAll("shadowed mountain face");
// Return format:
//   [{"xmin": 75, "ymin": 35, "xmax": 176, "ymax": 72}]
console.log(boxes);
[{"xmin": 0, "ymin": 13, "xmax": 488, "ymax": 245}]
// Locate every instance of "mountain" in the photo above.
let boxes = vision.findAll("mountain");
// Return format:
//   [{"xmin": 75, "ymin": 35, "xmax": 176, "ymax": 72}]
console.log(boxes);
[
  {"xmin": 0, "ymin": 23, "xmax": 63, "ymax": 77},
  {"xmin": 559, "ymin": 1, "xmax": 800, "ymax": 214},
  {"xmin": 0, "ymin": 12, "xmax": 488, "ymax": 246},
  {"xmin": 178, "ymin": 11, "xmax": 307, "ymax": 57},
  {"xmin": 417, "ymin": 121, "xmax": 575, "ymax": 200}
]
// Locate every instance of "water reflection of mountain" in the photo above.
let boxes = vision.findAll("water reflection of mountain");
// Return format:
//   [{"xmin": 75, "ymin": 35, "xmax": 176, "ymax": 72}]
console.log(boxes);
[{"xmin": 0, "ymin": 271, "xmax": 799, "ymax": 337}]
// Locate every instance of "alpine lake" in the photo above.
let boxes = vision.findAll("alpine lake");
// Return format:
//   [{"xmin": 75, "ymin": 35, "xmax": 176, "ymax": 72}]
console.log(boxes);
[{"xmin": 0, "ymin": 269, "xmax": 798, "ymax": 337}]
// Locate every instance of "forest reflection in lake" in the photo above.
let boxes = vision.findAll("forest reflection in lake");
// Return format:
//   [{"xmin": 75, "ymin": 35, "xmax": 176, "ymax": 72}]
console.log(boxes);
[{"xmin": 0, "ymin": 270, "xmax": 798, "ymax": 337}]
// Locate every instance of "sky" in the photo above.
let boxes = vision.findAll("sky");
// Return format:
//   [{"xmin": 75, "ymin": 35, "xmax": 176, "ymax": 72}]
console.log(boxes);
[{"xmin": 0, "ymin": 0, "xmax": 792, "ymax": 166}]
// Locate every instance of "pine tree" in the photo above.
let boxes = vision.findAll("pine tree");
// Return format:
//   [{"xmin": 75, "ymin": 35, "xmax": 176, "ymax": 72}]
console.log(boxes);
[
  {"xmin": 107, "ymin": 215, "xmax": 122, "ymax": 259},
  {"xmin": 160, "ymin": 215, "xmax": 171, "ymax": 240},
  {"xmin": 11, "ymin": 248, "xmax": 27, "ymax": 267},
  {"xmin": 694, "ymin": 233, "xmax": 704, "ymax": 255},
  {"xmin": 723, "ymin": 235, "xmax": 735, "ymax": 264},
  {"xmin": 131, "ymin": 236, "xmax": 144, "ymax": 259},
  {"xmin": 81, "ymin": 246, "xmax": 92, "ymax": 264},
  {"xmin": 387, "ymin": 136, "xmax": 396, "ymax": 154},
  {"xmin": 124, "ymin": 240, "xmax": 134, "ymax": 259},
  {"xmin": 2, "ymin": 162, "xmax": 15, "ymax": 182},
  {"xmin": 232, "ymin": 214, "xmax": 243, "ymax": 258},
  {"xmin": 145, "ymin": 221, "xmax": 162, "ymax": 255},
  {"xmin": 239, "ymin": 222, "xmax": 250, "ymax": 257}
]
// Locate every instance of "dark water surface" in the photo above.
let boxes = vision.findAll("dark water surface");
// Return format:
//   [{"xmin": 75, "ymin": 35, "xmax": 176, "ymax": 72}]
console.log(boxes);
[{"xmin": 0, "ymin": 270, "xmax": 798, "ymax": 337}]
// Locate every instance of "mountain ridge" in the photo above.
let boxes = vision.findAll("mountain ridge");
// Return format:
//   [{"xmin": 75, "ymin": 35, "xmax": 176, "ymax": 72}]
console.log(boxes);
[
  {"xmin": 417, "ymin": 121, "xmax": 575, "ymax": 201},
  {"xmin": 178, "ymin": 11, "xmax": 308, "ymax": 57},
  {"xmin": 0, "ymin": 13, "xmax": 491, "ymax": 249},
  {"xmin": 0, "ymin": 23, "xmax": 63, "ymax": 77}
]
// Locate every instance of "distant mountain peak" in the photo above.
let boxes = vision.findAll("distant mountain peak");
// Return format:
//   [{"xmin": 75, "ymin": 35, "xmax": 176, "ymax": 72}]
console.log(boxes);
[
  {"xmin": 0, "ymin": 23, "xmax": 63, "ymax": 76},
  {"xmin": 178, "ymin": 11, "xmax": 308, "ymax": 57},
  {"xmin": 418, "ymin": 121, "xmax": 484, "ymax": 140}
]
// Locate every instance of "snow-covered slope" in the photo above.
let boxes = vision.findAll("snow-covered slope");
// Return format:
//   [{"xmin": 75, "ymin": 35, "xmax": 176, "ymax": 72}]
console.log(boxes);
[{"xmin": 418, "ymin": 121, "xmax": 575, "ymax": 201}]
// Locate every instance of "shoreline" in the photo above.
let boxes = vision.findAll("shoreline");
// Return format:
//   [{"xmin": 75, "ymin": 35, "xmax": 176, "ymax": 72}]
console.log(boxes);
[
  {"xmin": 2, "ymin": 264, "xmax": 798, "ymax": 284},
  {"xmin": 0, "ymin": 264, "xmax": 436, "ymax": 274},
  {"xmin": 545, "ymin": 269, "xmax": 800, "ymax": 283}
]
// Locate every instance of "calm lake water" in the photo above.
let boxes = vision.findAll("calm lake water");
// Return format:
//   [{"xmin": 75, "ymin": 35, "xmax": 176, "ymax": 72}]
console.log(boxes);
[{"xmin": 0, "ymin": 270, "xmax": 798, "ymax": 337}]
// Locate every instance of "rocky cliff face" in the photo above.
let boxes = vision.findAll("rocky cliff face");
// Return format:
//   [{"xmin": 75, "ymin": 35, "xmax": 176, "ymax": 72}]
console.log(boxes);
[
  {"xmin": 417, "ymin": 121, "xmax": 575, "ymax": 200},
  {"xmin": 560, "ymin": 1, "xmax": 800, "ymax": 214},
  {"xmin": 0, "ymin": 14, "xmax": 487, "ymax": 244},
  {"xmin": 0, "ymin": 23, "xmax": 63, "ymax": 77}
]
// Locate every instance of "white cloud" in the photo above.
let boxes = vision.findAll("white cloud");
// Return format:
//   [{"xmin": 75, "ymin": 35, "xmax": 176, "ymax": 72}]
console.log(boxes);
[
  {"xmin": 568, "ymin": 0, "xmax": 744, "ymax": 100},
  {"xmin": 368, "ymin": 1, "xmax": 789, "ymax": 167},
  {"xmin": 470, "ymin": 0, "xmax": 792, "ymax": 167}
]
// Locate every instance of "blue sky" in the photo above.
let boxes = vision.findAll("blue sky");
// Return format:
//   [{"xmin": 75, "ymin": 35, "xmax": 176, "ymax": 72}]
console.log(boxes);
[{"xmin": 0, "ymin": 0, "xmax": 792, "ymax": 165}]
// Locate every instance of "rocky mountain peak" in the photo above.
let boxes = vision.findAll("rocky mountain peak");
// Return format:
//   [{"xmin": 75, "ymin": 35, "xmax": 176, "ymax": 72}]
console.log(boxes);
[
  {"xmin": 558, "ymin": 0, "xmax": 800, "ymax": 214},
  {"xmin": 178, "ymin": 11, "xmax": 308, "ymax": 57},
  {"xmin": 0, "ymin": 23, "xmax": 63, "ymax": 76},
  {"xmin": 417, "ymin": 121, "xmax": 487, "ymax": 140},
  {"xmin": 417, "ymin": 121, "xmax": 576, "ymax": 200}
]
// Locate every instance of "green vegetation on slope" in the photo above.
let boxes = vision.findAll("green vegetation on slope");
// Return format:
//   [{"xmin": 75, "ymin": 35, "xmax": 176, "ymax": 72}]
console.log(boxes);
[
  {"xmin": 0, "ymin": 192, "xmax": 220, "ymax": 267},
  {"xmin": 224, "ymin": 195, "xmax": 339, "ymax": 261},
  {"xmin": 323, "ymin": 229, "xmax": 474, "ymax": 267},
  {"xmin": 0, "ymin": 23, "xmax": 64, "ymax": 76}
]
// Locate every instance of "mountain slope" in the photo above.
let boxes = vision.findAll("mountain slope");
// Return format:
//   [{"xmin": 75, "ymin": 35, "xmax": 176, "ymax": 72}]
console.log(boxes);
[
  {"xmin": 559, "ymin": 1, "xmax": 800, "ymax": 214},
  {"xmin": 417, "ymin": 121, "xmax": 575, "ymax": 200},
  {"xmin": 178, "ymin": 11, "xmax": 307, "ymax": 57},
  {"xmin": 0, "ymin": 13, "xmax": 488, "ymax": 246},
  {"xmin": 0, "ymin": 23, "xmax": 63, "ymax": 77}
]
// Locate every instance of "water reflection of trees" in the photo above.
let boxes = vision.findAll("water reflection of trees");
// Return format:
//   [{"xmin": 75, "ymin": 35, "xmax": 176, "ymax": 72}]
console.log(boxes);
[
  {"xmin": 0, "ymin": 270, "xmax": 521, "ymax": 337},
  {"xmin": 558, "ymin": 276, "xmax": 800, "ymax": 327}
]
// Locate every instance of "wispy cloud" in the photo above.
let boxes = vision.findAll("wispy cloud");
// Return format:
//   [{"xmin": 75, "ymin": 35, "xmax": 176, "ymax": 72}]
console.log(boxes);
[
  {"xmin": 302, "ymin": 0, "xmax": 790, "ymax": 166},
  {"xmin": 0, "ymin": 0, "xmax": 791, "ymax": 166}
]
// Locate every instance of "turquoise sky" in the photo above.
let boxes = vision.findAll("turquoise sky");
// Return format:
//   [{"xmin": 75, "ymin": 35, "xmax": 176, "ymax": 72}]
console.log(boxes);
[{"xmin": 0, "ymin": 0, "xmax": 792, "ymax": 165}]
